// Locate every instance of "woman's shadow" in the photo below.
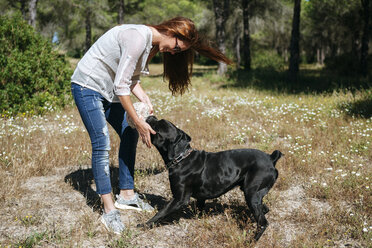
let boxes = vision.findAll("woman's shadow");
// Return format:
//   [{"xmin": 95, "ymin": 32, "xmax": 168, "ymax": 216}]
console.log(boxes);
[
  {"xmin": 64, "ymin": 166, "xmax": 168, "ymax": 213},
  {"xmin": 64, "ymin": 166, "xmax": 253, "ymax": 228}
]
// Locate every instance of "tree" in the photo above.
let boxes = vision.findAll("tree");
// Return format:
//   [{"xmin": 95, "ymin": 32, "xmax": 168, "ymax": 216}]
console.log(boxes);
[
  {"xmin": 7, "ymin": 0, "xmax": 28, "ymax": 19},
  {"xmin": 212, "ymin": 0, "xmax": 230, "ymax": 75},
  {"xmin": 85, "ymin": 3, "xmax": 92, "ymax": 52},
  {"xmin": 360, "ymin": 0, "xmax": 370, "ymax": 76},
  {"xmin": 28, "ymin": 0, "xmax": 38, "ymax": 28},
  {"xmin": 107, "ymin": 0, "xmax": 137, "ymax": 24},
  {"xmin": 303, "ymin": 0, "xmax": 366, "ymax": 71},
  {"xmin": 289, "ymin": 0, "xmax": 301, "ymax": 83},
  {"xmin": 242, "ymin": 0, "xmax": 251, "ymax": 70},
  {"xmin": 4, "ymin": 0, "xmax": 38, "ymax": 27},
  {"xmin": 131, "ymin": 0, "xmax": 202, "ymax": 24},
  {"xmin": 41, "ymin": 0, "xmax": 111, "ymax": 55},
  {"xmin": 232, "ymin": 7, "xmax": 242, "ymax": 68},
  {"xmin": 265, "ymin": 1, "xmax": 292, "ymax": 62},
  {"xmin": 229, "ymin": 0, "xmax": 285, "ymax": 70},
  {"xmin": 118, "ymin": 0, "xmax": 125, "ymax": 24}
]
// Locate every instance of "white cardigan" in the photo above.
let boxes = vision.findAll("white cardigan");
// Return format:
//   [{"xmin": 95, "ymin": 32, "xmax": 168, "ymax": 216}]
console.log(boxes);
[{"xmin": 71, "ymin": 24, "xmax": 153, "ymax": 102}]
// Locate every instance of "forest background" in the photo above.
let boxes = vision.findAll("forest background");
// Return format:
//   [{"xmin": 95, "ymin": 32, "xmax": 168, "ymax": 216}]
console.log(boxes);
[
  {"xmin": 0, "ymin": 0, "xmax": 371, "ymax": 116},
  {"xmin": 1, "ymin": 0, "xmax": 371, "ymax": 116}
]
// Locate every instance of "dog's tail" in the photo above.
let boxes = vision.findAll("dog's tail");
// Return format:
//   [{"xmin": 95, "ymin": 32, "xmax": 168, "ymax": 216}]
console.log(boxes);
[{"xmin": 270, "ymin": 150, "xmax": 282, "ymax": 167}]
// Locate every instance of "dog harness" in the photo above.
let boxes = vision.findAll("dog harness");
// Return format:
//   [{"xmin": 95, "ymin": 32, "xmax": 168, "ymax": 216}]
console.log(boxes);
[{"xmin": 166, "ymin": 148, "xmax": 194, "ymax": 169}]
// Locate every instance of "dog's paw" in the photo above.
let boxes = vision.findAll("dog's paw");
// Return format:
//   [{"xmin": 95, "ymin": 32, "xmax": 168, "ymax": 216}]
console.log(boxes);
[
  {"xmin": 137, "ymin": 222, "xmax": 155, "ymax": 229},
  {"xmin": 254, "ymin": 225, "xmax": 267, "ymax": 241},
  {"xmin": 137, "ymin": 223, "xmax": 145, "ymax": 228}
]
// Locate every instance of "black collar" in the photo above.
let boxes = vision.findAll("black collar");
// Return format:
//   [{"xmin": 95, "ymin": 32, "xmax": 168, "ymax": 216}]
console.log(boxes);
[{"xmin": 166, "ymin": 148, "xmax": 194, "ymax": 169}]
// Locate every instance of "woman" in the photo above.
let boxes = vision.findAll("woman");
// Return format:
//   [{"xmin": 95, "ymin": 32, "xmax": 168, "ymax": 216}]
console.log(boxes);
[{"xmin": 71, "ymin": 16, "xmax": 231, "ymax": 234}]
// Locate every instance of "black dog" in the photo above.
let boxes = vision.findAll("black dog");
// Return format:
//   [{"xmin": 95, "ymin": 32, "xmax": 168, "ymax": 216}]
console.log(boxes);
[{"xmin": 143, "ymin": 116, "xmax": 282, "ymax": 241}]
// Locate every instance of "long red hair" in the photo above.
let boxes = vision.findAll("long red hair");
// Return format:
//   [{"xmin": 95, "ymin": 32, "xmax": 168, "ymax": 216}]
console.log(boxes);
[{"xmin": 149, "ymin": 17, "xmax": 232, "ymax": 95}]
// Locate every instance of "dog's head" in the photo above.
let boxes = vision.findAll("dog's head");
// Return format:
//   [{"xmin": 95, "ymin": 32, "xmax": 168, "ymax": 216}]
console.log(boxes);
[{"xmin": 146, "ymin": 116, "xmax": 191, "ymax": 163}]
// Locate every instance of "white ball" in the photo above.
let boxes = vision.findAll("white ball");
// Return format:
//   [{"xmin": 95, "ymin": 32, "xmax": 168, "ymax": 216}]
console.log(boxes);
[{"xmin": 126, "ymin": 102, "xmax": 151, "ymax": 128}]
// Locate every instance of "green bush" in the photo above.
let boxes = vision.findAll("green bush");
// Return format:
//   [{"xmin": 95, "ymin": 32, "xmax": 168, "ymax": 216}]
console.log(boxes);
[
  {"xmin": 0, "ymin": 14, "xmax": 72, "ymax": 116},
  {"xmin": 252, "ymin": 50, "xmax": 285, "ymax": 71}
]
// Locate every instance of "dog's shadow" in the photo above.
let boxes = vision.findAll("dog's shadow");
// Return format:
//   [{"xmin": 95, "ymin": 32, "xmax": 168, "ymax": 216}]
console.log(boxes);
[
  {"xmin": 64, "ymin": 166, "xmax": 253, "ymax": 228},
  {"xmin": 155, "ymin": 200, "xmax": 253, "ymax": 228},
  {"xmin": 64, "ymin": 166, "xmax": 168, "ymax": 212}
]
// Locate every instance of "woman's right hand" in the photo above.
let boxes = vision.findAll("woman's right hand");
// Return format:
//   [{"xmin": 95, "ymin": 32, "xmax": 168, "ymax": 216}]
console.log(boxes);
[{"xmin": 135, "ymin": 118, "xmax": 156, "ymax": 148}]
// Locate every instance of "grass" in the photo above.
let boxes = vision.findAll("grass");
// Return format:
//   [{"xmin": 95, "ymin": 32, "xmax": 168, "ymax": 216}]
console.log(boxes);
[{"xmin": 0, "ymin": 63, "xmax": 371, "ymax": 247}]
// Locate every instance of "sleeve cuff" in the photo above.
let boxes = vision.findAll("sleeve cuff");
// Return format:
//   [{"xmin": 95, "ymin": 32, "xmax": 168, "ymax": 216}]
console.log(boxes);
[{"xmin": 114, "ymin": 85, "xmax": 131, "ymax": 96}]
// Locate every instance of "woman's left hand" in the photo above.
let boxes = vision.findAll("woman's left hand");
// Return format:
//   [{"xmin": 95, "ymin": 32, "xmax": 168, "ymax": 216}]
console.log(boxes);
[{"xmin": 135, "ymin": 118, "xmax": 156, "ymax": 148}]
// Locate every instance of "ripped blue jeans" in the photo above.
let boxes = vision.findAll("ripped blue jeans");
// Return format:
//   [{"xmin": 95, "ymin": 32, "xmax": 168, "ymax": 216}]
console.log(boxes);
[{"xmin": 71, "ymin": 83, "xmax": 138, "ymax": 195}]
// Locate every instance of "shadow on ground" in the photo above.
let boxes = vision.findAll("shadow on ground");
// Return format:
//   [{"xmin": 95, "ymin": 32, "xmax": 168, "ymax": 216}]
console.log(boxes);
[
  {"xmin": 64, "ymin": 167, "xmax": 101, "ymax": 212},
  {"xmin": 64, "ymin": 166, "xmax": 167, "ymax": 213},
  {"xmin": 223, "ymin": 68, "xmax": 372, "ymax": 119},
  {"xmin": 341, "ymin": 95, "xmax": 372, "ymax": 118},
  {"xmin": 64, "ymin": 166, "xmax": 255, "ymax": 229},
  {"xmin": 224, "ymin": 68, "xmax": 371, "ymax": 94},
  {"xmin": 142, "ymin": 199, "xmax": 255, "ymax": 231}
]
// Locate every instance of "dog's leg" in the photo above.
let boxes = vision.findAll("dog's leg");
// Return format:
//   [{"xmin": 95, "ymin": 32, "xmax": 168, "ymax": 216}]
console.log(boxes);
[
  {"xmin": 196, "ymin": 199, "xmax": 205, "ymax": 211},
  {"xmin": 262, "ymin": 204, "xmax": 269, "ymax": 214},
  {"xmin": 244, "ymin": 188, "xmax": 269, "ymax": 241},
  {"xmin": 242, "ymin": 175, "xmax": 271, "ymax": 241},
  {"xmin": 144, "ymin": 192, "xmax": 191, "ymax": 227}
]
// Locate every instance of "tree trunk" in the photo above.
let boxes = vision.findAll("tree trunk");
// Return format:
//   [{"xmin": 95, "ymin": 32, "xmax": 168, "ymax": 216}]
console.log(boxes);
[
  {"xmin": 317, "ymin": 43, "xmax": 325, "ymax": 65},
  {"xmin": 212, "ymin": 0, "xmax": 229, "ymax": 76},
  {"xmin": 351, "ymin": 30, "xmax": 359, "ymax": 58},
  {"xmin": 85, "ymin": 7, "xmax": 92, "ymax": 52},
  {"xmin": 284, "ymin": 49, "xmax": 288, "ymax": 62},
  {"xmin": 28, "ymin": 0, "xmax": 38, "ymax": 28},
  {"xmin": 234, "ymin": 17, "xmax": 241, "ymax": 68},
  {"xmin": 234, "ymin": 32, "xmax": 241, "ymax": 69},
  {"xmin": 118, "ymin": 0, "xmax": 125, "ymax": 24},
  {"xmin": 20, "ymin": 0, "xmax": 27, "ymax": 20},
  {"xmin": 242, "ymin": 0, "xmax": 251, "ymax": 71},
  {"xmin": 317, "ymin": 48, "xmax": 320, "ymax": 65},
  {"xmin": 289, "ymin": 0, "xmax": 301, "ymax": 83},
  {"xmin": 361, "ymin": 0, "xmax": 370, "ymax": 76}
]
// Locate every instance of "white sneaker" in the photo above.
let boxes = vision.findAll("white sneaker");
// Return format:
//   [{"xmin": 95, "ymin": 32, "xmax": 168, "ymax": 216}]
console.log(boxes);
[
  {"xmin": 114, "ymin": 193, "xmax": 154, "ymax": 212},
  {"xmin": 100, "ymin": 209, "xmax": 125, "ymax": 234}
]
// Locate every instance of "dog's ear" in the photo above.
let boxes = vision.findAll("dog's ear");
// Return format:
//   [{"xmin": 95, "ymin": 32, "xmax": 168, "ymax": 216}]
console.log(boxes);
[
  {"xmin": 167, "ymin": 128, "xmax": 191, "ymax": 160},
  {"xmin": 166, "ymin": 120, "xmax": 191, "ymax": 143},
  {"xmin": 180, "ymin": 128, "xmax": 191, "ymax": 142}
]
